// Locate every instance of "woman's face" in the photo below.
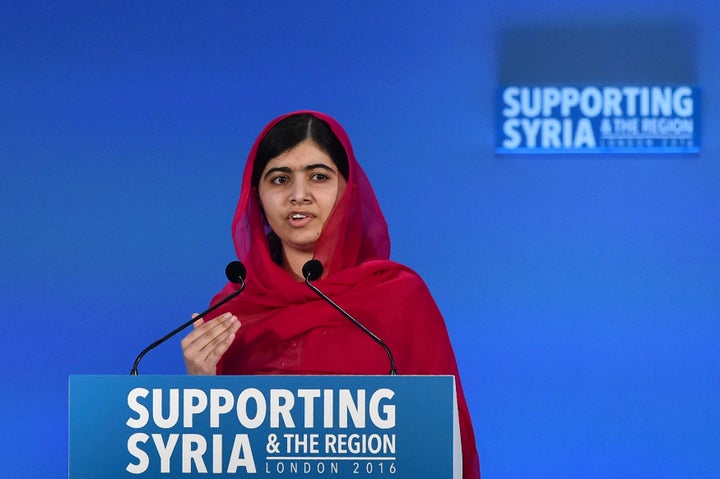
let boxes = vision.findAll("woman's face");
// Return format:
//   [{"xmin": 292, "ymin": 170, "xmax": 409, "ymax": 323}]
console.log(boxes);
[{"xmin": 257, "ymin": 139, "xmax": 347, "ymax": 258}]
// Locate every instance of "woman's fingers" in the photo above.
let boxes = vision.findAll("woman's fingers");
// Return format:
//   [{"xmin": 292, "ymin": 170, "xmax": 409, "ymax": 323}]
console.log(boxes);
[{"xmin": 181, "ymin": 313, "xmax": 240, "ymax": 375}]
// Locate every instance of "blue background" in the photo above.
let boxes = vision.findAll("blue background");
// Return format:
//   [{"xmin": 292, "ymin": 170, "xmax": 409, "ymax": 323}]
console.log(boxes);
[{"xmin": 1, "ymin": 1, "xmax": 718, "ymax": 478}]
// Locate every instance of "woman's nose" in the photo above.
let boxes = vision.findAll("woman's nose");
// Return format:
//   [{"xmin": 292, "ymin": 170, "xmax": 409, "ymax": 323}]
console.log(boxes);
[{"xmin": 289, "ymin": 179, "xmax": 311, "ymax": 203}]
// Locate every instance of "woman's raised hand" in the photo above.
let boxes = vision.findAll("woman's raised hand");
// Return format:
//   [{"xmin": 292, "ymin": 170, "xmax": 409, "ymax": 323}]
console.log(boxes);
[{"xmin": 181, "ymin": 312, "xmax": 240, "ymax": 375}]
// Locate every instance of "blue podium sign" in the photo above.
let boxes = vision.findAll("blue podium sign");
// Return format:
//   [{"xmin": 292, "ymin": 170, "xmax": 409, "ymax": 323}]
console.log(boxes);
[{"xmin": 69, "ymin": 375, "xmax": 459, "ymax": 479}]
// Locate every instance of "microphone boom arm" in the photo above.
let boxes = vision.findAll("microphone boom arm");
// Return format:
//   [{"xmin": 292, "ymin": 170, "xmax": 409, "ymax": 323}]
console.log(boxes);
[
  {"xmin": 305, "ymin": 276, "xmax": 397, "ymax": 375},
  {"xmin": 130, "ymin": 277, "xmax": 245, "ymax": 375}
]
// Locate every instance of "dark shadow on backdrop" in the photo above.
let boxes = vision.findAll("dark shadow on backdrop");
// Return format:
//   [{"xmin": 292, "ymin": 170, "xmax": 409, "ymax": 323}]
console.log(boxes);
[{"xmin": 498, "ymin": 21, "xmax": 697, "ymax": 84}]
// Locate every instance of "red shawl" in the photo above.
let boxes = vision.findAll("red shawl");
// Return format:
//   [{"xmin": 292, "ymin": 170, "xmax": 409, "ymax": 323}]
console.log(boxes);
[{"xmin": 209, "ymin": 111, "xmax": 480, "ymax": 478}]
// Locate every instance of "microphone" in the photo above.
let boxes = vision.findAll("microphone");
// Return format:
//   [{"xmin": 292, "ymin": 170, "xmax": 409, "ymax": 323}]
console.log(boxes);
[
  {"xmin": 130, "ymin": 261, "xmax": 247, "ymax": 375},
  {"xmin": 302, "ymin": 259, "xmax": 397, "ymax": 375}
]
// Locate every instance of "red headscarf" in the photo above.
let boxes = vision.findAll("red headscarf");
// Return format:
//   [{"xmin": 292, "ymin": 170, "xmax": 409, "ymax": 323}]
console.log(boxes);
[{"xmin": 209, "ymin": 111, "xmax": 480, "ymax": 478}]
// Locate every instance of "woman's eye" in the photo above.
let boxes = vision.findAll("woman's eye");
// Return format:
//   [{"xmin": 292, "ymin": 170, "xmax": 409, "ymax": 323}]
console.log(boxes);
[
  {"xmin": 271, "ymin": 176, "xmax": 289, "ymax": 185},
  {"xmin": 311, "ymin": 173, "xmax": 328, "ymax": 181}
]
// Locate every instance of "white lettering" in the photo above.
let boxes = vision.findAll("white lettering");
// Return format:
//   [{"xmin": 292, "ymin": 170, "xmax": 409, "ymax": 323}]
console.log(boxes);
[
  {"xmin": 580, "ymin": 87, "xmax": 603, "ymax": 117},
  {"xmin": 502, "ymin": 119, "xmax": 522, "ymax": 149},
  {"xmin": 227, "ymin": 434, "xmax": 256, "ymax": 473},
  {"xmin": 325, "ymin": 433, "xmax": 396, "ymax": 454},
  {"xmin": 270, "ymin": 389, "xmax": 295, "ymax": 428},
  {"xmin": 369, "ymin": 388, "xmax": 395, "ymax": 429},
  {"xmin": 622, "ymin": 87, "xmax": 640, "ymax": 116},
  {"xmin": 652, "ymin": 87, "xmax": 673, "ymax": 116},
  {"xmin": 560, "ymin": 87, "xmax": 580, "ymax": 116},
  {"xmin": 213, "ymin": 434, "xmax": 223, "ymax": 474},
  {"xmin": 541, "ymin": 118, "xmax": 562, "ymax": 147},
  {"xmin": 182, "ymin": 434, "xmax": 207, "ymax": 473},
  {"xmin": 501, "ymin": 86, "xmax": 695, "ymax": 120},
  {"xmin": 502, "ymin": 87, "xmax": 520, "ymax": 116},
  {"xmin": 236, "ymin": 388, "xmax": 266, "ymax": 429},
  {"xmin": 674, "ymin": 86, "xmax": 693, "ymax": 116},
  {"xmin": 339, "ymin": 389, "xmax": 365, "ymax": 428},
  {"xmin": 603, "ymin": 87, "xmax": 623, "ymax": 116},
  {"xmin": 324, "ymin": 389, "xmax": 334, "ymax": 428},
  {"xmin": 575, "ymin": 119, "xmax": 596, "ymax": 147},
  {"xmin": 542, "ymin": 87, "xmax": 561, "ymax": 116},
  {"xmin": 126, "ymin": 388, "xmax": 149, "ymax": 428},
  {"xmin": 297, "ymin": 389, "xmax": 321, "ymax": 427},
  {"xmin": 183, "ymin": 389, "xmax": 207, "ymax": 428},
  {"xmin": 210, "ymin": 389, "xmax": 234, "ymax": 428},
  {"xmin": 152, "ymin": 433, "xmax": 179, "ymax": 473},
  {"xmin": 153, "ymin": 389, "xmax": 179, "ymax": 429},
  {"xmin": 521, "ymin": 87, "xmax": 542, "ymax": 117},
  {"xmin": 126, "ymin": 387, "xmax": 398, "ymax": 430},
  {"xmin": 126, "ymin": 433, "xmax": 149, "ymax": 474},
  {"xmin": 521, "ymin": 119, "xmax": 542, "ymax": 147}
]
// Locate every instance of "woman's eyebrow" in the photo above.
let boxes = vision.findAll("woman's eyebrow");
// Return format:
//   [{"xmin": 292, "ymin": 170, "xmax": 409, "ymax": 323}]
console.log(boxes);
[
  {"xmin": 304, "ymin": 163, "xmax": 336, "ymax": 173},
  {"xmin": 263, "ymin": 166, "xmax": 292, "ymax": 179},
  {"xmin": 263, "ymin": 163, "xmax": 336, "ymax": 180}
]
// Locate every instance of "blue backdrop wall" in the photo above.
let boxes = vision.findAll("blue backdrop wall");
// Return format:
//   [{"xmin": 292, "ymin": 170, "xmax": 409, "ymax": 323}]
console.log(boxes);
[{"xmin": 1, "ymin": 1, "xmax": 718, "ymax": 477}]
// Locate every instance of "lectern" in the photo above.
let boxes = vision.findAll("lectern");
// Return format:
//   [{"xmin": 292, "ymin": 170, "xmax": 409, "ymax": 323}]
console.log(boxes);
[{"xmin": 69, "ymin": 375, "xmax": 460, "ymax": 478}]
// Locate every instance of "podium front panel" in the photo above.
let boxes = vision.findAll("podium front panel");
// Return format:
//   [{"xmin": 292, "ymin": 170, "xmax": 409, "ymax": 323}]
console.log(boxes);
[{"xmin": 69, "ymin": 375, "xmax": 458, "ymax": 479}]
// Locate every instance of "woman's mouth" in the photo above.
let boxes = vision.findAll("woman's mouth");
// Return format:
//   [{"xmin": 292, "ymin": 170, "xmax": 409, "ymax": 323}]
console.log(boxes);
[{"xmin": 288, "ymin": 212, "xmax": 313, "ymax": 227}]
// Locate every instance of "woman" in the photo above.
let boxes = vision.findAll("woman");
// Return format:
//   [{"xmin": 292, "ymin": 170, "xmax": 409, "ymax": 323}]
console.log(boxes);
[{"xmin": 182, "ymin": 111, "xmax": 480, "ymax": 478}]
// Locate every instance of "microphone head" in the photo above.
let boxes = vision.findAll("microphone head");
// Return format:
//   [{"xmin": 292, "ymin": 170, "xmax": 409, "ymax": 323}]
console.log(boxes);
[
  {"xmin": 302, "ymin": 259, "xmax": 324, "ymax": 281},
  {"xmin": 225, "ymin": 261, "xmax": 247, "ymax": 283}
]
